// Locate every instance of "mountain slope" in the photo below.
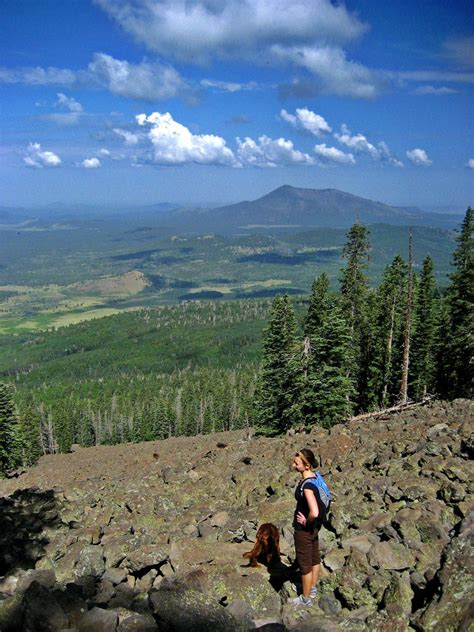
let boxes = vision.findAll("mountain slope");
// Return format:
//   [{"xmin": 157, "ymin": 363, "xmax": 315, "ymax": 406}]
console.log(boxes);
[{"xmin": 170, "ymin": 185, "xmax": 461, "ymax": 232}]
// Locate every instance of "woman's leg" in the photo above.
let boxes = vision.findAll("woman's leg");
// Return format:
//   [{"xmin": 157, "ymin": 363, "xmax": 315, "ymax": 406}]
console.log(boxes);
[{"xmin": 311, "ymin": 563, "xmax": 320, "ymax": 588}]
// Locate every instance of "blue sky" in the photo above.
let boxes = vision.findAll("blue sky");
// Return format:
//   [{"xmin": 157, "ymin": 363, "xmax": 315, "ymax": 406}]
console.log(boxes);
[{"xmin": 1, "ymin": 0, "xmax": 473, "ymax": 209}]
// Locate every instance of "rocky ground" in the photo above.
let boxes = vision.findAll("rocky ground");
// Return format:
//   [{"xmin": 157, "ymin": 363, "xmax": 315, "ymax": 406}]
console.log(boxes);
[{"xmin": 0, "ymin": 399, "xmax": 473, "ymax": 631}]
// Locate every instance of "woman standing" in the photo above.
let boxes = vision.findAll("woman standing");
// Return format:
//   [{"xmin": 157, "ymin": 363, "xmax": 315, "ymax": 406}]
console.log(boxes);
[{"xmin": 290, "ymin": 448, "xmax": 326, "ymax": 606}]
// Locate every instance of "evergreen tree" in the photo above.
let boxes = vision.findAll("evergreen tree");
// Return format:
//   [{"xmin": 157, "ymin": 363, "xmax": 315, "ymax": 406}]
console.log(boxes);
[
  {"xmin": 339, "ymin": 221, "xmax": 371, "ymax": 405},
  {"xmin": 301, "ymin": 298, "xmax": 355, "ymax": 427},
  {"xmin": 304, "ymin": 273, "xmax": 331, "ymax": 337},
  {"xmin": 410, "ymin": 255, "xmax": 437, "ymax": 399},
  {"xmin": 0, "ymin": 382, "xmax": 23, "ymax": 476},
  {"xmin": 255, "ymin": 295, "xmax": 300, "ymax": 435},
  {"xmin": 437, "ymin": 208, "xmax": 474, "ymax": 398},
  {"xmin": 367, "ymin": 256, "xmax": 408, "ymax": 408}
]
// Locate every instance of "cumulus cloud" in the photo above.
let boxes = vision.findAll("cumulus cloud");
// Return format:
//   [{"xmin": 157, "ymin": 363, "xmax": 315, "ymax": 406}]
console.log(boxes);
[
  {"xmin": 88, "ymin": 53, "xmax": 193, "ymax": 102},
  {"xmin": 406, "ymin": 148, "xmax": 432, "ymax": 166},
  {"xmin": 23, "ymin": 143, "xmax": 62, "ymax": 168},
  {"xmin": 136, "ymin": 111, "xmax": 236, "ymax": 166},
  {"xmin": 334, "ymin": 125, "xmax": 403, "ymax": 166},
  {"xmin": 95, "ymin": 0, "xmax": 378, "ymax": 99},
  {"xmin": 236, "ymin": 135, "xmax": 314, "ymax": 167},
  {"xmin": 412, "ymin": 85, "xmax": 458, "ymax": 95},
  {"xmin": 281, "ymin": 108, "xmax": 331, "ymax": 137},
  {"xmin": 82, "ymin": 157, "xmax": 101, "ymax": 169},
  {"xmin": 201, "ymin": 79, "xmax": 257, "ymax": 93},
  {"xmin": 335, "ymin": 124, "xmax": 379, "ymax": 158},
  {"xmin": 97, "ymin": 148, "xmax": 111, "ymax": 157},
  {"xmin": 466, "ymin": 158, "xmax": 474, "ymax": 169},
  {"xmin": 313, "ymin": 144, "xmax": 355, "ymax": 164}
]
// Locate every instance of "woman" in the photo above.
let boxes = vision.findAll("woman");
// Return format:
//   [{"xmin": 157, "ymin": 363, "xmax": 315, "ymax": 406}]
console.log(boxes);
[{"xmin": 290, "ymin": 448, "xmax": 326, "ymax": 606}]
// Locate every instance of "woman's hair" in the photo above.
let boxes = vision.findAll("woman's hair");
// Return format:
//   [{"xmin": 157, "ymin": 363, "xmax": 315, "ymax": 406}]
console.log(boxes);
[{"xmin": 298, "ymin": 448, "xmax": 317, "ymax": 469}]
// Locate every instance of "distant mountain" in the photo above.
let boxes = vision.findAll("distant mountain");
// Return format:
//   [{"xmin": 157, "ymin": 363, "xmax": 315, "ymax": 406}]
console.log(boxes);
[{"xmin": 168, "ymin": 185, "xmax": 462, "ymax": 232}]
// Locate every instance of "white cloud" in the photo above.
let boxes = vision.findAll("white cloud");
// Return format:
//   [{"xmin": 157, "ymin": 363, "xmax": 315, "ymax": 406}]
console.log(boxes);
[
  {"xmin": 113, "ymin": 128, "xmax": 141, "ymax": 146},
  {"xmin": 136, "ymin": 111, "xmax": 236, "ymax": 166},
  {"xmin": 97, "ymin": 148, "xmax": 111, "ymax": 157},
  {"xmin": 396, "ymin": 70, "xmax": 474, "ymax": 84},
  {"xmin": 378, "ymin": 141, "xmax": 404, "ymax": 168},
  {"xmin": 236, "ymin": 135, "xmax": 314, "ymax": 167},
  {"xmin": 46, "ymin": 92, "xmax": 84, "ymax": 126},
  {"xmin": 314, "ymin": 144, "xmax": 355, "ymax": 164},
  {"xmin": 88, "ymin": 53, "xmax": 192, "ymax": 102},
  {"xmin": 95, "ymin": 0, "xmax": 367, "ymax": 62},
  {"xmin": 95, "ymin": 0, "xmax": 377, "ymax": 99},
  {"xmin": 273, "ymin": 45, "xmax": 380, "ymax": 99},
  {"xmin": 0, "ymin": 66, "xmax": 76, "ymax": 85},
  {"xmin": 23, "ymin": 143, "xmax": 62, "ymax": 168},
  {"xmin": 466, "ymin": 159, "xmax": 474, "ymax": 169},
  {"xmin": 412, "ymin": 85, "xmax": 458, "ymax": 95},
  {"xmin": 201, "ymin": 79, "xmax": 257, "ymax": 93},
  {"xmin": 82, "ymin": 157, "xmax": 101, "ymax": 169},
  {"xmin": 335, "ymin": 124, "xmax": 379, "ymax": 158},
  {"xmin": 406, "ymin": 148, "xmax": 432, "ymax": 166},
  {"xmin": 281, "ymin": 108, "xmax": 331, "ymax": 137}
]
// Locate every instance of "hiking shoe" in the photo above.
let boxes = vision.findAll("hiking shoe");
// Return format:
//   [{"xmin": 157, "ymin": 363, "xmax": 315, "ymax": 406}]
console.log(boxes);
[
  {"xmin": 289, "ymin": 595, "xmax": 311, "ymax": 606},
  {"xmin": 310, "ymin": 586, "xmax": 318, "ymax": 598}
]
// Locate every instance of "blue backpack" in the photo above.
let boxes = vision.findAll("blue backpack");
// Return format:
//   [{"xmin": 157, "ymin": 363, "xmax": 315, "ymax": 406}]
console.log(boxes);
[{"xmin": 301, "ymin": 472, "xmax": 331, "ymax": 514}]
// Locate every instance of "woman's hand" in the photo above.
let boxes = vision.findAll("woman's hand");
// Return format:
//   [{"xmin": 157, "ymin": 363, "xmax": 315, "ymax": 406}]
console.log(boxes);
[{"xmin": 296, "ymin": 511, "xmax": 307, "ymax": 526}]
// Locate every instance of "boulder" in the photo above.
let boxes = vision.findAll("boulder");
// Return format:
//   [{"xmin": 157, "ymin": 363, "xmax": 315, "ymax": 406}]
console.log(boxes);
[
  {"xmin": 368, "ymin": 542, "xmax": 415, "ymax": 571},
  {"xmin": 78, "ymin": 606, "xmax": 118, "ymax": 632}
]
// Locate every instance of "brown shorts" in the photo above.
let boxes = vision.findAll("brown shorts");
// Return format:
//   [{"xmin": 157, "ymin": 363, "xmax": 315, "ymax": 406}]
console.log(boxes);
[{"xmin": 294, "ymin": 529, "xmax": 320, "ymax": 575}]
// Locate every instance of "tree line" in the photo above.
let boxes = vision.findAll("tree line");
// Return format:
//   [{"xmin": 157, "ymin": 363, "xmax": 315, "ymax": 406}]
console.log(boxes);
[
  {"xmin": 255, "ymin": 208, "xmax": 473, "ymax": 435},
  {"xmin": 0, "ymin": 208, "xmax": 472, "ymax": 474}
]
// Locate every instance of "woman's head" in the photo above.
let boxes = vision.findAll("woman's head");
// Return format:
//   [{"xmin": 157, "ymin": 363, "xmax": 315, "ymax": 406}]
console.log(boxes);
[{"xmin": 292, "ymin": 448, "xmax": 317, "ymax": 472}]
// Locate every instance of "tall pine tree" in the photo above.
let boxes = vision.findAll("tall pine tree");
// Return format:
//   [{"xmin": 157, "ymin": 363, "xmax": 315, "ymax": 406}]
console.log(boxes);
[
  {"xmin": 410, "ymin": 255, "xmax": 437, "ymax": 399},
  {"xmin": 0, "ymin": 382, "xmax": 23, "ymax": 476},
  {"xmin": 339, "ymin": 221, "xmax": 371, "ymax": 406},
  {"xmin": 437, "ymin": 207, "xmax": 474, "ymax": 398},
  {"xmin": 367, "ymin": 255, "xmax": 408, "ymax": 408},
  {"xmin": 255, "ymin": 295, "xmax": 300, "ymax": 435}
]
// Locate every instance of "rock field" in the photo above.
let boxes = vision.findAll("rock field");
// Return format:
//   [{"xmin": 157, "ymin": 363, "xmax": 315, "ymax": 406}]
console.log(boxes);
[{"xmin": 0, "ymin": 399, "xmax": 473, "ymax": 631}]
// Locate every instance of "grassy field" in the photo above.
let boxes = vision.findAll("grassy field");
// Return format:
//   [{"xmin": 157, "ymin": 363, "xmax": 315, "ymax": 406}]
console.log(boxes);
[{"xmin": 0, "ymin": 214, "xmax": 456, "ymax": 334}]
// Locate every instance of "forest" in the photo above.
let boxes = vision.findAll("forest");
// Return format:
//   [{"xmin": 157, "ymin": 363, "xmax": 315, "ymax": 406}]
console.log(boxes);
[{"xmin": 0, "ymin": 208, "xmax": 472, "ymax": 475}]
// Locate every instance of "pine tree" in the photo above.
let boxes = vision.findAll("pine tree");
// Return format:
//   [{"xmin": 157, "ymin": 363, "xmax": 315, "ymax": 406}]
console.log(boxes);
[
  {"xmin": 255, "ymin": 295, "xmax": 300, "ymax": 435},
  {"xmin": 411, "ymin": 255, "xmax": 437, "ymax": 399},
  {"xmin": 367, "ymin": 256, "xmax": 408, "ymax": 408},
  {"xmin": 437, "ymin": 208, "xmax": 474, "ymax": 398},
  {"xmin": 304, "ymin": 273, "xmax": 331, "ymax": 337},
  {"xmin": 301, "ymin": 298, "xmax": 355, "ymax": 427},
  {"xmin": 339, "ymin": 221, "xmax": 370, "ymax": 405},
  {"xmin": 0, "ymin": 382, "xmax": 23, "ymax": 476},
  {"xmin": 400, "ymin": 229, "xmax": 414, "ymax": 404}
]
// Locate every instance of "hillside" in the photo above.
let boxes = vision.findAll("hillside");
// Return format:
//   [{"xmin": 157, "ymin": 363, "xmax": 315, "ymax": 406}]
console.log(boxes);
[
  {"xmin": 170, "ymin": 186, "xmax": 462, "ymax": 232},
  {"xmin": 0, "ymin": 399, "xmax": 472, "ymax": 631}
]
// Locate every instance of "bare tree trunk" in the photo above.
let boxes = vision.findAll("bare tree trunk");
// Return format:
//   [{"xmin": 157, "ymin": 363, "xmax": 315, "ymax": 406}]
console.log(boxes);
[
  {"xmin": 382, "ymin": 299, "xmax": 396, "ymax": 405},
  {"xmin": 400, "ymin": 228, "xmax": 413, "ymax": 404}
]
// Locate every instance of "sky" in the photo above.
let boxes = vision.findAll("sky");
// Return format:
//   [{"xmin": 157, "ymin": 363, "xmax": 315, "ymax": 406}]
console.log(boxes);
[{"xmin": 0, "ymin": 0, "xmax": 473, "ymax": 210}]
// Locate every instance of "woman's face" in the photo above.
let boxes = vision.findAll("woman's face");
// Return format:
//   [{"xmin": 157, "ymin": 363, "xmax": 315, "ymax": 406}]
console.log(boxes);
[{"xmin": 292, "ymin": 454, "xmax": 306, "ymax": 472}]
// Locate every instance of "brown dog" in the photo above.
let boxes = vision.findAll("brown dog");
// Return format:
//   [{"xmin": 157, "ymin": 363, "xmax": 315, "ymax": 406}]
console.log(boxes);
[{"xmin": 243, "ymin": 523, "xmax": 281, "ymax": 568}]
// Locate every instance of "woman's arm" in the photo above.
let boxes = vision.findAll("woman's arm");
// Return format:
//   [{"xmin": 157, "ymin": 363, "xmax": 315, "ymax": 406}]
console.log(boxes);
[{"xmin": 303, "ymin": 487, "xmax": 319, "ymax": 523}]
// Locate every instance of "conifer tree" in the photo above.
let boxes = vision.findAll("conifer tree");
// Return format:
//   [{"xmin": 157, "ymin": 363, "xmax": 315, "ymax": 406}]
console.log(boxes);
[
  {"xmin": 437, "ymin": 207, "xmax": 474, "ymax": 398},
  {"xmin": 367, "ymin": 256, "xmax": 408, "ymax": 408},
  {"xmin": 411, "ymin": 255, "xmax": 437, "ymax": 399},
  {"xmin": 301, "ymin": 298, "xmax": 355, "ymax": 427},
  {"xmin": 255, "ymin": 295, "xmax": 300, "ymax": 435},
  {"xmin": 0, "ymin": 382, "xmax": 23, "ymax": 476},
  {"xmin": 339, "ymin": 221, "xmax": 371, "ymax": 404},
  {"xmin": 304, "ymin": 273, "xmax": 331, "ymax": 337},
  {"xmin": 400, "ymin": 229, "xmax": 414, "ymax": 404}
]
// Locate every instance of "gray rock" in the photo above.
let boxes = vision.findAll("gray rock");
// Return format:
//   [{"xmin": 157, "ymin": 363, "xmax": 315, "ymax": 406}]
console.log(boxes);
[
  {"xmin": 369, "ymin": 542, "xmax": 415, "ymax": 570},
  {"xmin": 23, "ymin": 581, "xmax": 69, "ymax": 631},
  {"xmin": 74, "ymin": 545, "xmax": 106, "ymax": 578},
  {"xmin": 79, "ymin": 606, "xmax": 118, "ymax": 631}
]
